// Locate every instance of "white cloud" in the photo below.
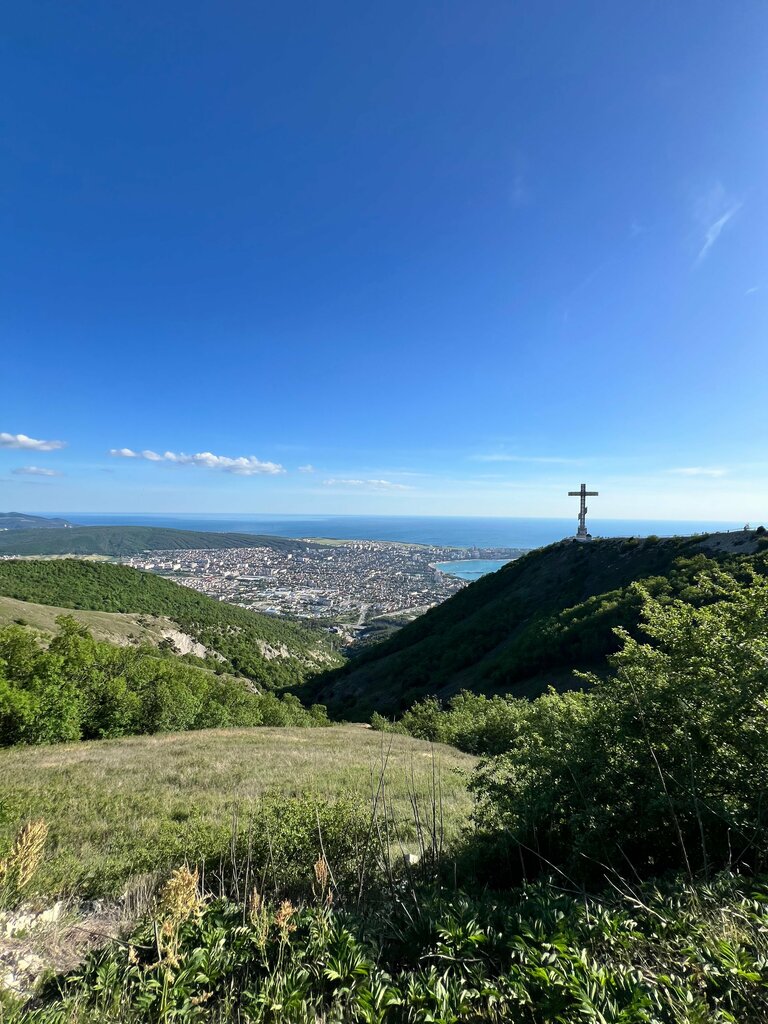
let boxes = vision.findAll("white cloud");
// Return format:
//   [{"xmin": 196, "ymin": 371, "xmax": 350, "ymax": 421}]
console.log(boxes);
[
  {"xmin": 0, "ymin": 432, "xmax": 66, "ymax": 451},
  {"xmin": 12, "ymin": 466, "xmax": 63, "ymax": 477},
  {"xmin": 323, "ymin": 478, "xmax": 413, "ymax": 491},
  {"xmin": 109, "ymin": 448, "xmax": 285, "ymax": 475},
  {"xmin": 694, "ymin": 184, "xmax": 741, "ymax": 265},
  {"xmin": 669, "ymin": 466, "xmax": 727, "ymax": 478},
  {"xmin": 298, "ymin": 464, "xmax": 315, "ymax": 473},
  {"xmin": 696, "ymin": 207, "xmax": 740, "ymax": 263}
]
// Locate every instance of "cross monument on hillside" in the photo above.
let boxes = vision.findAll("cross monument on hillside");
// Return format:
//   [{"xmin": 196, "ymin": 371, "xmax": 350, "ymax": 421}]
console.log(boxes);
[{"xmin": 568, "ymin": 483, "xmax": 598, "ymax": 541}]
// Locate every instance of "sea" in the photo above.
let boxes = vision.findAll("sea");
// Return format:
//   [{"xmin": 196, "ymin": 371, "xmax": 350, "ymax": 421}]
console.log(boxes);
[
  {"xmin": 434, "ymin": 558, "xmax": 514, "ymax": 581},
  {"xmin": 55, "ymin": 513, "xmax": 749, "ymax": 550}
]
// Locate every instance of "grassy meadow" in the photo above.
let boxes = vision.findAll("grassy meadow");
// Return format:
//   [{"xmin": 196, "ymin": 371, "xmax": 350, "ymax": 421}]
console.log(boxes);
[
  {"xmin": 0, "ymin": 726, "xmax": 475, "ymax": 899},
  {"xmin": 4, "ymin": 555, "xmax": 768, "ymax": 1021}
]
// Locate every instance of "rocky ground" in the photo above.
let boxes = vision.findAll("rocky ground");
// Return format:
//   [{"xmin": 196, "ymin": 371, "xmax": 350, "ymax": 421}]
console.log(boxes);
[{"xmin": 0, "ymin": 897, "xmax": 140, "ymax": 1001}]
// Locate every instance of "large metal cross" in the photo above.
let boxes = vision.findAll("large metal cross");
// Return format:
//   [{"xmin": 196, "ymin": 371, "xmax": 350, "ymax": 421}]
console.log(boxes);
[{"xmin": 568, "ymin": 483, "xmax": 598, "ymax": 539}]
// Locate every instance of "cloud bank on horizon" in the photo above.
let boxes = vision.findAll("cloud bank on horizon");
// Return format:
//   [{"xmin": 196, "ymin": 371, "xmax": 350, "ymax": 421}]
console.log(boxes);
[
  {"xmin": 3, "ymin": 424, "xmax": 768, "ymax": 521},
  {"xmin": 670, "ymin": 467, "xmax": 728, "ymax": 478}
]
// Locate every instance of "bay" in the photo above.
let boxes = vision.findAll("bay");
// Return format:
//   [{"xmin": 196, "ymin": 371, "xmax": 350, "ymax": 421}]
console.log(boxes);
[{"xmin": 435, "ymin": 558, "xmax": 512, "ymax": 580}]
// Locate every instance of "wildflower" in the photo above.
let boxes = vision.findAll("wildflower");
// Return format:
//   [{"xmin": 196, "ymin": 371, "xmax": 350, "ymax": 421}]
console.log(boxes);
[
  {"xmin": 274, "ymin": 899, "xmax": 297, "ymax": 939},
  {"xmin": 0, "ymin": 819, "xmax": 48, "ymax": 896},
  {"xmin": 247, "ymin": 887, "xmax": 263, "ymax": 920},
  {"xmin": 314, "ymin": 855, "xmax": 330, "ymax": 891},
  {"xmin": 159, "ymin": 865, "xmax": 201, "ymax": 925},
  {"xmin": 248, "ymin": 887, "xmax": 270, "ymax": 950},
  {"xmin": 313, "ymin": 855, "xmax": 334, "ymax": 906}
]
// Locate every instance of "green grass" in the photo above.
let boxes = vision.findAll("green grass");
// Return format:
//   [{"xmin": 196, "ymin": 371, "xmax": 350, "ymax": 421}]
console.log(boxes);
[{"xmin": 0, "ymin": 727, "xmax": 476, "ymax": 899}]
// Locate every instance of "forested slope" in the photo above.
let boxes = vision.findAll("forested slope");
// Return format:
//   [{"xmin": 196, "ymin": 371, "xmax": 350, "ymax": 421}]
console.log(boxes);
[
  {"xmin": 0, "ymin": 524, "xmax": 311, "ymax": 556},
  {"xmin": 0, "ymin": 559, "xmax": 342, "ymax": 687},
  {"xmin": 0, "ymin": 512, "xmax": 73, "ymax": 530},
  {"xmin": 311, "ymin": 529, "xmax": 768, "ymax": 716}
]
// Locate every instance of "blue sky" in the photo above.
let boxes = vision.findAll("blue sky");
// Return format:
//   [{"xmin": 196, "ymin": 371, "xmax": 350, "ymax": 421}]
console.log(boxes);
[{"xmin": 2, "ymin": 1, "xmax": 767, "ymax": 519}]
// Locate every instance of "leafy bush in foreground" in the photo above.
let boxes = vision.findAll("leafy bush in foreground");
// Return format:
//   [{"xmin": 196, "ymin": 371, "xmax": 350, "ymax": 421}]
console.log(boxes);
[
  {"xmin": 377, "ymin": 567, "xmax": 768, "ymax": 884},
  {"xmin": 222, "ymin": 795, "xmax": 371, "ymax": 903},
  {"xmin": 12, "ymin": 872, "xmax": 768, "ymax": 1022},
  {"xmin": 0, "ymin": 617, "xmax": 328, "ymax": 746},
  {"xmin": 472, "ymin": 567, "xmax": 768, "ymax": 883}
]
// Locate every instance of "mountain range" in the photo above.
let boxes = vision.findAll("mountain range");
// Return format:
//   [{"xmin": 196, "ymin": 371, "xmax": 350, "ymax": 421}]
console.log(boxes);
[{"xmin": 0, "ymin": 523, "xmax": 315, "ymax": 556}]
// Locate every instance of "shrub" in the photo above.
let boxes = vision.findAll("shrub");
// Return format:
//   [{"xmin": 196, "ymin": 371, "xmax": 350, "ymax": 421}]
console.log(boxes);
[
  {"xmin": 224, "ymin": 796, "xmax": 370, "ymax": 902},
  {"xmin": 0, "ymin": 617, "xmax": 328, "ymax": 747},
  {"xmin": 373, "ymin": 691, "xmax": 530, "ymax": 756},
  {"xmin": 471, "ymin": 567, "xmax": 768, "ymax": 882}
]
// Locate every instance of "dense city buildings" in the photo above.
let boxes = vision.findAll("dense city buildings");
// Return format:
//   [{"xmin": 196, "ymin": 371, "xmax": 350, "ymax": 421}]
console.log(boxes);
[{"xmin": 121, "ymin": 540, "xmax": 523, "ymax": 637}]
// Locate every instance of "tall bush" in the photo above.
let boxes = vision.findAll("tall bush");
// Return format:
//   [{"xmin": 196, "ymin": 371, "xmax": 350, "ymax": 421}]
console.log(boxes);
[{"xmin": 472, "ymin": 568, "xmax": 768, "ymax": 881}]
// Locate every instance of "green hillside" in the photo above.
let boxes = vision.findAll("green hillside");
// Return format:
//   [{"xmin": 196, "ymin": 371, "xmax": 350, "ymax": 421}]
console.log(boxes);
[
  {"xmin": 0, "ymin": 524, "xmax": 311, "ymax": 556},
  {"xmin": 0, "ymin": 512, "xmax": 73, "ymax": 530},
  {"xmin": 0, "ymin": 592, "xmax": 185, "ymax": 647},
  {"xmin": 0, "ymin": 559, "xmax": 342, "ymax": 686},
  {"xmin": 311, "ymin": 529, "xmax": 768, "ymax": 716}
]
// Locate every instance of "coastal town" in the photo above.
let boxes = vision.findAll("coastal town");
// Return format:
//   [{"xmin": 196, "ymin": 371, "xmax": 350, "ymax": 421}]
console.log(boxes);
[{"xmin": 120, "ymin": 539, "xmax": 524, "ymax": 633}]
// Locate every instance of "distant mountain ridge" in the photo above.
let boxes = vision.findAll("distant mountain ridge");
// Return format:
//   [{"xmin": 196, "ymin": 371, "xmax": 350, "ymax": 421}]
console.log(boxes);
[
  {"xmin": 0, "ymin": 524, "xmax": 318, "ymax": 556},
  {"xmin": 0, "ymin": 512, "xmax": 73, "ymax": 531},
  {"xmin": 310, "ymin": 529, "xmax": 768, "ymax": 717}
]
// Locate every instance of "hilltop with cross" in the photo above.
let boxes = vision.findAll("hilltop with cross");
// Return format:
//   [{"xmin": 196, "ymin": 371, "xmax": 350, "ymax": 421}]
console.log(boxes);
[{"xmin": 568, "ymin": 483, "xmax": 598, "ymax": 541}]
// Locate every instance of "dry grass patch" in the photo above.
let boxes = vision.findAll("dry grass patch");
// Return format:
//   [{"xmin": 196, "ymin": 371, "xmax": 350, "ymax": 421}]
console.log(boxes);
[
  {"xmin": 0, "ymin": 727, "xmax": 476, "ymax": 899},
  {"xmin": 0, "ymin": 594, "xmax": 174, "ymax": 646}
]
